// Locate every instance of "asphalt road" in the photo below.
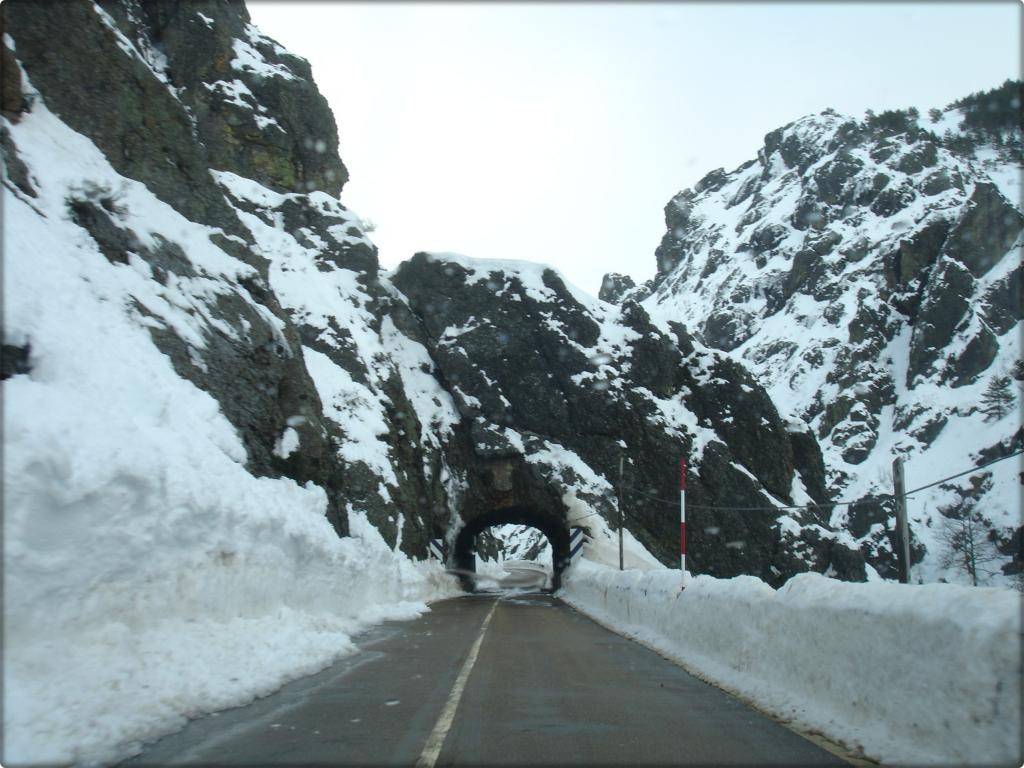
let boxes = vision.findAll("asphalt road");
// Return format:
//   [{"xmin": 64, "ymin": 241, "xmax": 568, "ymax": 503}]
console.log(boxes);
[{"xmin": 123, "ymin": 593, "xmax": 848, "ymax": 766}]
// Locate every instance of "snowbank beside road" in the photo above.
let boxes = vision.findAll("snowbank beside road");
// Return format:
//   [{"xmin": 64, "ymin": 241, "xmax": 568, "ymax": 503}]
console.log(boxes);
[
  {"xmin": 561, "ymin": 562, "xmax": 1021, "ymax": 766},
  {"xmin": 2, "ymin": 98, "xmax": 462, "ymax": 767}
]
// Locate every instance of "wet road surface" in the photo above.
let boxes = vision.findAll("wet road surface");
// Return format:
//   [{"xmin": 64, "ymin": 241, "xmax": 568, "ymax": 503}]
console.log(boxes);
[{"xmin": 123, "ymin": 593, "xmax": 847, "ymax": 766}]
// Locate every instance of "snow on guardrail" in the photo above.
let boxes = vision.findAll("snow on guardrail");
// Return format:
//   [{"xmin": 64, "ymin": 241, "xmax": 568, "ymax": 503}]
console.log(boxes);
[{"xmin": 560, "ymin": 561, "xmax": 1021, "ymax": 766}]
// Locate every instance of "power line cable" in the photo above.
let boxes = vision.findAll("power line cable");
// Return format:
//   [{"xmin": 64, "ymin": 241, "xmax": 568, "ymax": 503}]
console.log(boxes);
[
  {"xmin": 620, "ymin": 483, "xmax": 869, "ymax": 511},
  {"xmin": 617, "ymin": 448, "xmax": 1022, "ymax": 513},
  {"xmin": 904, "ymin": 448, "xmax": 1023, "ymax": 496},
  {"xmin": 566, "ymin": 511, "xmax": 602, "ymax": 524}
]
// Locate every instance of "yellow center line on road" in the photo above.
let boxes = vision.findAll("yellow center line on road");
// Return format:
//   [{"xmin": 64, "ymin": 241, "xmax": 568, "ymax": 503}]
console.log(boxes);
[{"xmin": 415, "ymin": 598, "xmax": 499, "ymax": 768}]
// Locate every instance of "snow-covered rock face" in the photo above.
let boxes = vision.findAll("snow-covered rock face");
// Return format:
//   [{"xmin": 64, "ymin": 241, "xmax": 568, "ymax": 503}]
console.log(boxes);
[
  {"xmin": 3, "ymin": 3, "xmax": 1020, "ymax": 761},
  {"xmin": 640, "ymin": 84, "xmax": 1023, "ymax": 585},
  {"xmin": 2, "ymin": 0, "xmax": 363, "ymax": 537},
  {"xmin": 392, "ymin": 253, "xmax": 863, "ymax": 582},
  {"xmin": 1, "ymin": 4, "xmax": 472, "ymax": 762},
  {"xmin": 10, "ymin": 0, "xmax": 1009, "ymax": 595}
]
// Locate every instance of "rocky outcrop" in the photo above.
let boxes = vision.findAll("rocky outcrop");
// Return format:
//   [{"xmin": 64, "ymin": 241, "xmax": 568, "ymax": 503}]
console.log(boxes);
[
  {"xmin": 5, "ymin": 0, "xmax": 240, "ymax": 232},
  {"xmin": 391, "ymin": 253, "xmax": 860, "ymax": 583},
  {"xmin": 3, "ymin": 0, "xmax": 355, "ymax": 533},
  {"xmin": 598, "ymin": 272, "xmax": 635, "ymax": 303},
  {"xmin": 9, "ymin": 0, "xmax": 1011, "ymax": 588},
  {"xmin": 116, "ymin": 0, "xmax": 348, "ymax": 196},
  {"xmin": 642, "ymin": 86, "xmax": 1023, "ymax": 584}
]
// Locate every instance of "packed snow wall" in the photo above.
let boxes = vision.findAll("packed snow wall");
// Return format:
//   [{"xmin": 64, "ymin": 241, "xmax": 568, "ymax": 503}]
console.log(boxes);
[
  {"xmin": 561, "ymin": 562, "xmax": 1022, "ymax": 766},
  {"xmin": 1, "ymin": 1, "xmax": 468, "ymax": 763}
]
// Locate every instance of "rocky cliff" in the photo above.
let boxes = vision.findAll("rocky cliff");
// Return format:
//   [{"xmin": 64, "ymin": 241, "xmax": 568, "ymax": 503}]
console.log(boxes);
[
  {"xmin": 630, "ymin": 83, "xmax": 1023, "ymax": 584},
  {"xmin": 4, "ymin": 0, "xmax": 360, "ymax": 538},
  {"xmin": 1, "ymin": 0, "xmax": 865, "ymax": 587},
  {"xmin": 5, "ymin": 0, "xmax": 1015, "ymax": 589}
]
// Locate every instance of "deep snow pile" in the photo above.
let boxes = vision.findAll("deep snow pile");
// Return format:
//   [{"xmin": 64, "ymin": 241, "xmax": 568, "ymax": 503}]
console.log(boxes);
[
  {"xmin": 640, "ymin": 89, "xmax": 1023, "ymax": 585},
  {"xmin": 2, "ymin": 84, "xmax": 459, "ymax": 767},
  {"xmin": 561, "ymin": 562, "xmax": 1022, "ymax": 766}
]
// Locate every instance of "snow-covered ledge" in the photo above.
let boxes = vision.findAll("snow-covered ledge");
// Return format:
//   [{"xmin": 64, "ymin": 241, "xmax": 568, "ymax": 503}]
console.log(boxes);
[{"xmin": 560, "ymin": 562, "xmax": 1021, "ymax": 766}]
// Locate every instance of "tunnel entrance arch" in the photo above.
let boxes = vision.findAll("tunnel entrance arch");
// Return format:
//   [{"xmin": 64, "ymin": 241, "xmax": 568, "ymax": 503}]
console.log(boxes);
[{"xmin": 453, "ymin": 505, "xmax": 571, "ymax": 591}]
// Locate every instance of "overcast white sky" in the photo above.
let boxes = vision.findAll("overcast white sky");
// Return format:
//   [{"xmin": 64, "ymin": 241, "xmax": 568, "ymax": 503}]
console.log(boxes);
[{"xmin": 248, "ymin": 2, "xmax": 1020, "ymax": 295}]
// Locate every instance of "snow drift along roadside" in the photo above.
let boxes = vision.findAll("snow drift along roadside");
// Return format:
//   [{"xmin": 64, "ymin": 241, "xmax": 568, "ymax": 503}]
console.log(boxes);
[
  {"xmin": 560, "ymin": 562, "xmax": 1021, "ymax": 766},
  {"xmin": 2, "ymin": 96, "xmax": 462, "ymax": 767}
]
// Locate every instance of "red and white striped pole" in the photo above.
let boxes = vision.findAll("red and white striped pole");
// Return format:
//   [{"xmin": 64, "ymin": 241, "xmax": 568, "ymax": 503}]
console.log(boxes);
[{"xmin": 680, "ymin": 457, "xmax": 687, "ymax": 588}]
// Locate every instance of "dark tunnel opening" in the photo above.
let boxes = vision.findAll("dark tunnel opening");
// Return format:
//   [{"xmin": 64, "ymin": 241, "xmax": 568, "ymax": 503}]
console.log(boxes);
[{"xmin": 453, "ymin": 506, "xmax": 571, "ymax": 592}]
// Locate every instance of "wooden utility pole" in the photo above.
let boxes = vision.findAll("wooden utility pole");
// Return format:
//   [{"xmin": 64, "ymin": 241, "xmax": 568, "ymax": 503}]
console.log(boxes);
[
  {"xmin": 617, "ymin": 455, "xmax": 624, "ymax": 571},
  {"xmin": 892, "ymin": 457, "xmax": 911, "ymax": 584}
]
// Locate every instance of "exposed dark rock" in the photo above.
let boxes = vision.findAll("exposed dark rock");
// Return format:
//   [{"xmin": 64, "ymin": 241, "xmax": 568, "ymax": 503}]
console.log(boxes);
[
  {"xmin": 138, "ymin": 0, "xmax": 348, "ymax": 196},
  {"xmin": 945, "ymin": 324, "xmax": 999, "ymax": 387},
  {"xmin": 998, "ymin": 526, "xmax": 1023, "ymax": 578},
  {"xmin": 698, "ymin": 249, "xmax": 729, "ymax": 280},
  {"xmin": 886, "ymin": 216, "xmax": 951, "ymax": 289},
  {"xmin": 813, "ymin": 150, "xmax": 864, "ymax": 205},
  {"xmin": 870, "ymin": 181, "xmax": 916, "ymax": 217},
  {"xmin": 5, "ymin": 0, "xmax": 355, "ymax": 536},
  {"xmin": 896, "ymin": 140, "xmax": 938, "ymax": 174},
  {"xmin": 748, "ymin": 223, "xmax": 788, "ymax": 254},
  {"xmin": 910, "ymin": 412, "xmax": 948, "ymax": 446},
  {"xmin": 701, "ymin": 309, "xmax": 750, "ymax": 352},
  {"xmin": 598, "ymin": 272, "xmax": 635, "ymax": 304},
  {"xmin": 12, "ymin": 0, "xmax": 1017, "ymax": 588},
  {"xmin": 643, "ymin": 89, "xmax": 1021, "ymax": 585},
  {"xmin": 975, "ymin": 429, "xmax": 1024, "ymax": 464},
  {"xmin": 144, "ymin": 280, "xmax": 350, "ymax": 537},
  {"xmin": 763, "ymin": 118, "xmax": 830, "ymax": 174},
  {"xmin": 846, "ymin": 496, "xmax": 892, "ymax": 540},
  {"xmin": 1, "ymin": 343, "xmax": 31, "ymax": 379},
  {"xmin": 788, "ymin": 424, "xmax": 829, "ymax": 503},
  {"xmin": 66, "ymin": 194, "xmax": 141, "ymax": 265},
  {"xmin": 685, "ymin": 356, "xmax": 795, "ymax": 502},
  {"xmin": 278, "ymin": 198, "xmax": 375, "ymax": 275},
  {"xmin": 908, "ymin": 258, "xmax": 974, "ymax": 384},
  {"xmin": 1, "ymin": 126, "xmax": 37, "ymax": 197},
  {"xmin": 5, "ymin": 0, "xmax": 245, "ymax": 234},
  {"xmin": 942, "ymin": 183, "xmax": 1024, "ymax": 278},
  {"xmin": 773, "ymin": 525, "xmax": 867, "ymax": 584},
  {"xmin": 391, "ymin": 253, "xmax": 831, "ymax": 581},
  {"xmin": 0, "ymin": 14, "xmax": 27, "ymax": 120},
  {"xmin": 845, "ymin": 495, "xmax": 925, "ymax": 579},
  {"xmin": 920, "ymin": 168, "xmax": 963, "ymax": 196},
  {"xmin": 694, "ymin": 167, "xmax": 728, "ymax": 194},
  {"xmin": 847, "ymin": 299, "xmax": 896, "ymax": 347},
  {"xmin": 982, "ymin": 265, "xmax": 1023, "ymax": 335},
  {"xmin": 785, "ymin": 243, "xmax": 831, "ymax": 300}
]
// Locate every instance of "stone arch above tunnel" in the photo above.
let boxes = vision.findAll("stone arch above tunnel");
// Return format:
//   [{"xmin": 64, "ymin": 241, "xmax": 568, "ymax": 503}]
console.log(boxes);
[{"xmin": 452, "ymin": 505, "xmax": 571, "ymax": 591}]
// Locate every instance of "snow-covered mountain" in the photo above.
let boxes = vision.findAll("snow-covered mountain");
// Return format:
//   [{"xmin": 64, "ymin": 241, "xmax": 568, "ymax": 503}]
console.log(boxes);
[
  {"xmin": 3, "ymin": 0, "xmax": 1020, "ymax": 761},
  {"xmin": 630, "ymin": 83, "xmax": 1022, "ymax": 586},
  {"xmin": 1, "ymin": 2, "xmax": 462, "ymax": 762},
  {"xmin": 1, "ymin": 6, "xmax": 871, "ymax": 760}
]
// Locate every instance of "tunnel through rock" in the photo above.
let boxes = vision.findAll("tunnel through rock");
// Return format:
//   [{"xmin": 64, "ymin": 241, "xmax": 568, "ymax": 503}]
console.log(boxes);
[{"xmin": 453, "ymin": 506, "xmax": 571, "ymax": 592}]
